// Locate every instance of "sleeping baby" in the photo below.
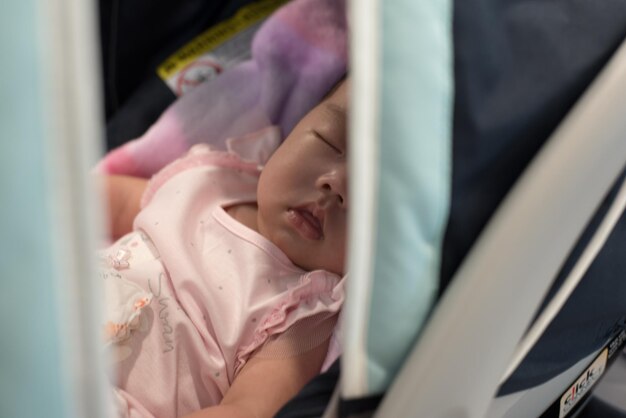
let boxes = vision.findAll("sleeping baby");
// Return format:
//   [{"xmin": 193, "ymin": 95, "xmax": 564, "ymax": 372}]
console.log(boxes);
[{"xmin": 100, "ymin": 79, "xmax": 348, "ymax": 418}]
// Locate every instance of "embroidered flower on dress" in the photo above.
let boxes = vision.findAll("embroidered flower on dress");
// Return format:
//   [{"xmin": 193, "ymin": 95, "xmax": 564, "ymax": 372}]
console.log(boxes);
[
  {"xmin": 104, "ymin": 321, "xmax": 129, "ymax": 341},
  {"xmin": 134, "ymin": 297, "xmax": 151, "ymax": 311},
  {"xmin": 107, "ymin": 248, "xmax": 132, "ymax": 270}
]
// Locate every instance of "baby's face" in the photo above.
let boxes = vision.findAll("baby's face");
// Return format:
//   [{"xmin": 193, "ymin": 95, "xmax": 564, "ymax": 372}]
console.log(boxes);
[{"xmin": 256, "ymin": 81, "xmax": 348, "ymax": 275}]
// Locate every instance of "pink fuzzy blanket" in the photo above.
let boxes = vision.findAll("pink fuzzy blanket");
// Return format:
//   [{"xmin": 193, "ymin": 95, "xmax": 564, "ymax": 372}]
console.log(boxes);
[{"xmin": 96, "ymin": 0, "xmax": 348, "ymax": 177}]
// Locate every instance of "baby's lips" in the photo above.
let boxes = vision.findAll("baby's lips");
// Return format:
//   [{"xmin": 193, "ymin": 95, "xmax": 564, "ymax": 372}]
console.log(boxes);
[
  {"xmin": 297, "ymin": 203, "xmax": 326, "ymax": 234},
  {"xmin": 287, "ymin": 208, "xmax": 324, "ymax": 240}
]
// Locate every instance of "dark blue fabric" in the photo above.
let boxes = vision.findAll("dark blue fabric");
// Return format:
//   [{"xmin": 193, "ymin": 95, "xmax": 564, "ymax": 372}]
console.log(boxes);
[
  {"xmin": 441, "ymin": 0, "xmax": 626, "ymax": 395},
  {"xmin": 577, "ymin": 397, "xmax": 626, "ymax": 418},
  {"xmin": 275, "ymin": 360, "xmax": 341, "ymax": 418}
]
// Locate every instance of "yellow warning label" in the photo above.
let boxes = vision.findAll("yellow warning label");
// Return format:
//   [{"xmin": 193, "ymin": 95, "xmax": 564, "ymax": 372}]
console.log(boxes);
[{"xmin": 157, "ymin": 0, "xmax": 289, "ymax": 80}]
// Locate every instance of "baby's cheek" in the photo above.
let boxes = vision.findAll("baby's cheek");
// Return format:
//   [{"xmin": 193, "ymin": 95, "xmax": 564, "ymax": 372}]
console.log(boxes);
[{"xmin": 330, "ymin": 236, "xmax": 347, "ymax": 274}]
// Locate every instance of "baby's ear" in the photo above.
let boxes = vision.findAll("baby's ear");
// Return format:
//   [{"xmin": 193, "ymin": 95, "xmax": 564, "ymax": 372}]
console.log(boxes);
[{"xmin": 225, "ymin": 126, "xmax": 283, "ymax": 165}]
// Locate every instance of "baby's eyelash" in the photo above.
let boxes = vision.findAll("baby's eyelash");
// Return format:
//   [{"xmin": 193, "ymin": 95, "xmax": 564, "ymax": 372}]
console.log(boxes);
[{"xmin": 313, "ymin": 130, "xmax": 342, "ymax": 153}]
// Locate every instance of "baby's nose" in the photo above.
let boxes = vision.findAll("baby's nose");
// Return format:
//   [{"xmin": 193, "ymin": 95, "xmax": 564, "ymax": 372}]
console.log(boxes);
[{"xmin": 317, "ymin": 166, "xmax": 348, "ymax": 208}]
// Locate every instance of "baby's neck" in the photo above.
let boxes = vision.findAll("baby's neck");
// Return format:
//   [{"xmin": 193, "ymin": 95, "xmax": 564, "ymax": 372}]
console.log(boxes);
[{"xmin": 225, "ymin": 203, "xmax": 259, "ymax": 233}]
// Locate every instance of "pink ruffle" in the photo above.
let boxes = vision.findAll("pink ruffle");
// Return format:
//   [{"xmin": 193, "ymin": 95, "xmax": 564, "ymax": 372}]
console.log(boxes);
[
  {"xmin": 234, "ymin": 271, "xmax": 344, "ymax": 375},
  {"xmin": 140, "ymin": 144, "xmax": 262, "ymax": 208}
]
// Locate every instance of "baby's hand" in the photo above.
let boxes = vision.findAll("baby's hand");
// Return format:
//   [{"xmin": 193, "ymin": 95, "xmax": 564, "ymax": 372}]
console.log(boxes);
[{"xmin": 102, "ymin": 175, "xmax": 148, "ymax": 241}]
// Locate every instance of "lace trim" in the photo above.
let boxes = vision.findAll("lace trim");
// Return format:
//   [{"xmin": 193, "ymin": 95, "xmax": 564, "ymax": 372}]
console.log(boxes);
[{"xmin": 234, "ymin": 271, "xmax": 344, "ymax": 375}]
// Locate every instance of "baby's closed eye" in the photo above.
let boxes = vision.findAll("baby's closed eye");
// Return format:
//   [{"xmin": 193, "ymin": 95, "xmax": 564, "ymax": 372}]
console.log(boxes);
[{"xmin": 313, "ymin": 130, "xmax": 343, "ymax": 155}]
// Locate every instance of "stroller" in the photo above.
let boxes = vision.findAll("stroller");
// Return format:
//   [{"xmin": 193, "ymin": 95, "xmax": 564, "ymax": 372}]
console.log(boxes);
[{"xmin": 1, "ymin": 0, "xmax": 625, "ymax": 417}]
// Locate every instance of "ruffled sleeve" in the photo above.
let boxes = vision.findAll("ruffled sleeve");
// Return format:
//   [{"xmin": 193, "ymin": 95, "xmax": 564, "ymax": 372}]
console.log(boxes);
[{"xmin": 234, "ymin": 270, "xmax": 346, "ymax": 376}]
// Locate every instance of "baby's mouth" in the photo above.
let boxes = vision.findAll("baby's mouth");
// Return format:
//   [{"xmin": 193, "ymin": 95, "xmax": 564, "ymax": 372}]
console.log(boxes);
[{"xmin": 287, "ymin": 206, "xmax": 324, "ymax": 240}]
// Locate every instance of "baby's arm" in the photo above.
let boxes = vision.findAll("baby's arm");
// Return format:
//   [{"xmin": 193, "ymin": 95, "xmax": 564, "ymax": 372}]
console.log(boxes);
[
  {"xmin": 181, "ymin": 339, "xmax": 330, "ymax": 418},
  {"xmin": 103, "ymin": 175, "xmax": 148, "ymax": 240}
]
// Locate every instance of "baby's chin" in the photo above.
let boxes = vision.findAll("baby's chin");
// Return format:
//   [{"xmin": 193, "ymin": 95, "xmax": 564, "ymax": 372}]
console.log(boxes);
[
  {"xmin": 292, "ymin": 256, "xmax": 344, "ymax": 277},
  {"xmin": 268, "ymin": 232, "xmax": 344, "ymax": 275}
]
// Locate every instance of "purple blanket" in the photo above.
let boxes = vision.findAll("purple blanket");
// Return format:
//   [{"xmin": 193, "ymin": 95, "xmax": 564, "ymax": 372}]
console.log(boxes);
[{"xmin": 97, "ymin": 0, "xmax": 348, "ymax": 177}]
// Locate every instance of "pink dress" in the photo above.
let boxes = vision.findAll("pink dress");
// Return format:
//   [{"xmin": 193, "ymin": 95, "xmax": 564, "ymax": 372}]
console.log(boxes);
[{"xmin": 102, "ymin": 142, "xmax": 345, "ymax": 418}]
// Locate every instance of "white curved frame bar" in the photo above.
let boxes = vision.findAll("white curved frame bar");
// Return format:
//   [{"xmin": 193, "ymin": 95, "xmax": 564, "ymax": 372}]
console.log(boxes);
[
  {"xmin": 501, "ymin": 175, "xmax": 626, "ymax": 383},
  {"xmin": 341, "ymin": 0, "xmax": 383, "ymax": 399}
]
